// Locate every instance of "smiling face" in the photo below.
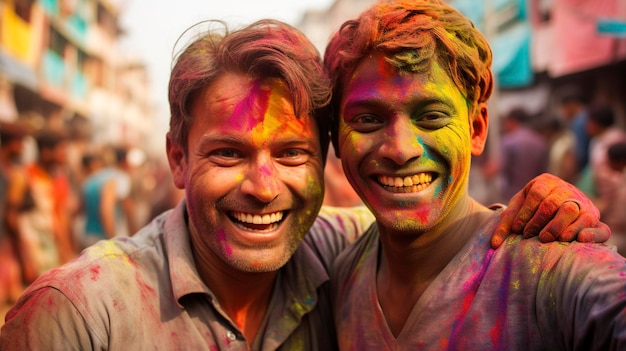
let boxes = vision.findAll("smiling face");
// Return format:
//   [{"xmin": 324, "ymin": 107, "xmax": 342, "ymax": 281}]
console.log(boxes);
[
  {"xmin": 337, "ymin": 53, "xmax": 488, "ymax": 236},
  {"xmin": 167, "ymin": 72, "xmax": 325, "ymax": 273}
]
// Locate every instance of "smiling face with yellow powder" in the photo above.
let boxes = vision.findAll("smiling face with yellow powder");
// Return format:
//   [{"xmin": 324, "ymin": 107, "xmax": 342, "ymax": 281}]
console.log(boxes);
[{"xmin": 337, "ymin": 53, "xmax": 488, "ymax": 237}]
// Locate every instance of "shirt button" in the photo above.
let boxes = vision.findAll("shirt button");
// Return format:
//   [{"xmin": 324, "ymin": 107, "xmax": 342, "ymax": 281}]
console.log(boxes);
[{"xmin": 226, "ymin": 331, "xmax": 237, "ymax": 341}]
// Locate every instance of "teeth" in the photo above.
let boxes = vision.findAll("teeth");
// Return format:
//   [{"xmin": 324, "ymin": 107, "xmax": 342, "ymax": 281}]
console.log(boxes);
[
  {"xmin": 378, "ymin": 173, "xmax": 433, "ymax": 192},
  {"xmin": 232, "ymin": 211, "xmax": 284, "ymax": 224}
]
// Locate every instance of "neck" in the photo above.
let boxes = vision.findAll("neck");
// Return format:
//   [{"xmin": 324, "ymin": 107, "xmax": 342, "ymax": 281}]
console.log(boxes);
[
  {"xmin": 378, "ymin": 197, "xmax": 490, "ymax": 282},
  {"xmin": 375, "ymin": 198, "xmax": 491, "ymax": 336},
  {"xmin": 193, "ymin": 246, "xmax": 276, "ymax": 345}
]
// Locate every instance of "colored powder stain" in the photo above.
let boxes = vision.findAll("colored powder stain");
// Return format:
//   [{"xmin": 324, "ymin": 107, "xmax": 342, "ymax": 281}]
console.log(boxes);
[
  {"xmin": 92, "ymin": 241, "xmax": 134, "ymax": 268},
  {"xmin": 209, "ymin": 345, "xmax": 219, "ymax": 351},
  {"xmin": 252, "ymin": 80, "xmax": 295, "ymax": 145},
  {"xmin": 135, "ymin": 271, "xmax": 156, "ymax": 296},
  {"xmin": 303, "ymin": 177, "xmax": 323, "ymax": 201},
  {"xmin": 257, "ymin": 164, "xmax": 272, "ymax": 178},
  {"xmin": 489, "ymin": 278, "xmax": 510, "ymax": 347},
  {"xmin": 89, "ymin": 265, "xmax": 100, "ymax": 281},
  {"xmin": 229, "ymin": 80, "xmax": 268, "ymax": 133},
  {"xmin": 410, "ymin": 209, "xmax": 429, "ymax": 223},
  {"xmin": 235, "ymin": 173, "xmax": 243, "ymax": 182},
  {"xmin": 217, "ymin": 228, "xmax": 233, "ymax": 256},
  {"xmin": 291, "ymin": 298, "xmax": 311, "ymax": 317},
  {"xmin": 451, "ymin": 250, "xmax": 497, "ymax": 339},
  {"xmin": 291, "ymin": 337, "xmax": 304, "ymax": 350}
]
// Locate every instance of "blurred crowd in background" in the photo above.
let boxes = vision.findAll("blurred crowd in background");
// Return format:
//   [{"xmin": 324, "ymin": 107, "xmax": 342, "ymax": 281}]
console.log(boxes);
[
  {"xmin": 470, "ymin": 88, "xmax": 626, "ymax": 254},
  {"xmin": 0, "ymin": 120, "xmax": 184, "ymax": 309}
]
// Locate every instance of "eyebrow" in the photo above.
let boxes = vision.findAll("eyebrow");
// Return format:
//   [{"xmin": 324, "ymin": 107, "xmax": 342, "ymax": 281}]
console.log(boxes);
[
  {"xmin": 197, "ymin": 132, "xmax": 317, "ymax": 149},
  {"xmin": 197, "ymin": 134, "xmax": 247, "ymax": 148},
  {"xmin": 343, "ymin": 95, "xmax": 455, "ymax": 113}
]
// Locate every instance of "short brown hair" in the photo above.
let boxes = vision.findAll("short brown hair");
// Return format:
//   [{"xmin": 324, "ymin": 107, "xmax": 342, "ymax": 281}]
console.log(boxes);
[{"xmin": 168, "ymin": 19, "xmax": 332, "ymax": 158}]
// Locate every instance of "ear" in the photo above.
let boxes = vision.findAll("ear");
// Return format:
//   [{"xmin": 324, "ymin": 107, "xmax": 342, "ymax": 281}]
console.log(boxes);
[
  {"xmin": 166, "ymin": 132, "xmax": 187, "ymax": 189},
  {"xmin": 470, "ymin": 103, "xmax": 489, "ymax": 156}
]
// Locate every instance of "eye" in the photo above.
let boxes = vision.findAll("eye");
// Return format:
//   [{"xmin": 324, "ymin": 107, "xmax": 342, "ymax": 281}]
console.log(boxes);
[
  {"xmin": 208, "ymin": 148, "xmax": 243, "ymax": 166},
  {"xmin": 277, "ymin": 148, "xmax": 310, "ymax": 166},
  {"xmin": 349, "ymin": 113, "xmax": 384, "ymax": 133},
  {"xmin": 415, "ymin": 111, "xmax": 450, "ymax": 129}
]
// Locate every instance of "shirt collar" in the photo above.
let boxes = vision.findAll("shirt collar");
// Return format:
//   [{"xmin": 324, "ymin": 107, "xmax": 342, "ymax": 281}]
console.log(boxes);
[{"xmin": 163, "ymin": 200, "xmax": 210, "ymax": 307}]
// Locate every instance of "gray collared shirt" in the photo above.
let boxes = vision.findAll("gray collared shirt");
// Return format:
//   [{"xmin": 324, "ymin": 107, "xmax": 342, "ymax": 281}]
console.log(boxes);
[{"xmin": 1, "ymin": 201, "xmax": 374, "ymax": 350}]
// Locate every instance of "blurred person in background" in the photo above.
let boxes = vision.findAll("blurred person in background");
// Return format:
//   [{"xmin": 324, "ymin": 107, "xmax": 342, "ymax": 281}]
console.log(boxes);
[
  {"xmin": 539, "ymin": 115, "xmax": 578, "ymax": 184},
  {"xmin": 79, "ymin": 145, "xmax": 139, "ymax": 249},
  {"xmin": 19, "ymin": 128, "xmax": 77, "ymax": 283},
  {"xmin": 81, "ymin": 146, "xmax": 137, "ymax": 246},
  {"xmin": 559, "ymin": 88, "xmax": 591, "ymax": 173},
  {"xmin": 582, "ymin": 104, "xmax": 626, "ymax": 224},
  {"xmin": 497, "ymin": 107, "xmax": 549, "ymax": 201},
  {"xmin": 0, "ymin": 121, "xmax": 33, "ymax": 302},
  {"xmin": 79, "ymin": 150, "xmax": 115, "ymax": 248},
  {"xmin": 586, "ymin": 104, "xmax": 626, "ymax": 172},
  {"xmin": 146, "ymin": 157, "xmax": 185, "ymax": 221},
  {"xmin": 107, "ymin": 145, "xmax": 139, "ymax": 237},
  {"xmin": 602, "ymin": 141, "xmax": 626, "ymax": 256}
]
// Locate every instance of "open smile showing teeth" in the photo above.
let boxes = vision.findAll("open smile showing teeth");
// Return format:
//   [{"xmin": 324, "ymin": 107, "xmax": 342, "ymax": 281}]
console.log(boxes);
[
  {"xmin": 230, "ymin": 211, "xmax": 285, "ymax": 231},
  {"xmin": 378, "ymin": 173, "xmax": 434, "ymax": 193}
]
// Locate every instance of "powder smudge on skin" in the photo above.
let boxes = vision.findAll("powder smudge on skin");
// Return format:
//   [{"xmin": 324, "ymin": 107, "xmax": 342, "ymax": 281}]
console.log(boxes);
[{"xmin": 216, "ymin": 228, "xmax": 233, "ymax": 256}]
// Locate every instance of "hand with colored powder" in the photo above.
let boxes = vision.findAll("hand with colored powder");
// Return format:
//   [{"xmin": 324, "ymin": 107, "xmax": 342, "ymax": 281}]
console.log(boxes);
[{"xmin": 491, "ymin": 173, "xmax": 609, "ymax": 248}]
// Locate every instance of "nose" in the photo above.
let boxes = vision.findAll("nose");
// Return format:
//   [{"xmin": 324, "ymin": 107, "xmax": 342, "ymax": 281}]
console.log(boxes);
[
  {"xmin": 240, "ymin": 154, "xmax": 282, "ymax": 203},
  {"xmin": 378, "ymin": 117, "xmax": 424, "ymax": 166}
]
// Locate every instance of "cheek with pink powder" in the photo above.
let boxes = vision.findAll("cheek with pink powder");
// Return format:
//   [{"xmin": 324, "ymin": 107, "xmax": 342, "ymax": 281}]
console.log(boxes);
[{"xmin": 216, "ymin": 228, "xmax": 233, "ymax": 256}]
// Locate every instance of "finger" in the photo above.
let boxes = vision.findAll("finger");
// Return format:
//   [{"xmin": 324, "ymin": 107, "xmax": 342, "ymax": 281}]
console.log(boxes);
[
  {"xmin": 576, "ymin": 222, "xmax": 612, "ymax": 243},
  {"xmin": 491, "ymin": 192, "xmax": 525, "ymax": 249},
  {"xmin": 510, "ymin": 180, "xmax": 553, "ymax": 233},
  {"xmin": 544, "ymin": 210, "xmax": 597, "ymax": 242},
  {"xmin": 525, "ymin": 199, "xmax": 577, "ymax": 239},
  {"xmin": 524, "ymin": 188, "xmax": 579, "ymax": 239},
  {"xmin": 524, "ymin": 201, "xmax": 580, "ymax": 242}
]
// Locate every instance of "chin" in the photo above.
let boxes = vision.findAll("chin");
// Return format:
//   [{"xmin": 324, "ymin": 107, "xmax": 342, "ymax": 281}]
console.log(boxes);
[{"xmin": 228, "ymin": 247, "xmax": 295, "ymax": 273}]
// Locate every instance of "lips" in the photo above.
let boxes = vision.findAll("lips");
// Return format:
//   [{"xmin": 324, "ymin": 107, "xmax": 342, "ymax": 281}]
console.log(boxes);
[
  {"xmin": 377, "ymin": 172, "xmax": 434, "ymax": 193},
  {"xmin": 230, "ymin": 211, "xmax": 285, "ymax": 231}
]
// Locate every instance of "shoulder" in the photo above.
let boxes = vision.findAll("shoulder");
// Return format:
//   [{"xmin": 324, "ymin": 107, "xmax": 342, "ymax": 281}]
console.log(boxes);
[
  {"xmin": 3, "ymin": 224, "xmax": 170, "ymax": 344},
  {"xmin": 298, "ymin": 206, "xmax": 374, "ymax": 272},
  {"xmin": 331, "ymin": 225, "xmax": 378, "ymax": 280},
  {"xmin": 303, "ymin": 206, "xmax": 373, "ymax": 251},
  {"xmin": 26, "ymin": 220, "xmax": 168, "ymax": 304},
  {"xmin": 498, "ymin": 237, "xmax": 626, "ymax": 283},
  {"xmin": 1, "ymin": 285, "xmax": 101, "ymax": 349},
  {"xmin": 508, "ymin": 240, "xmax": 626, "ymax": 347},
  {"xmin": 309, "ymin": 206, "xmax": 374, "ymax": 240}
]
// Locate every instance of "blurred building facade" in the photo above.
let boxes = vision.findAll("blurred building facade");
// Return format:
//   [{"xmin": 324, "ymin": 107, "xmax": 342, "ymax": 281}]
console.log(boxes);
[{"xmin": 0, "ymin": 0, "xmax": 155, "ymax": 154}]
